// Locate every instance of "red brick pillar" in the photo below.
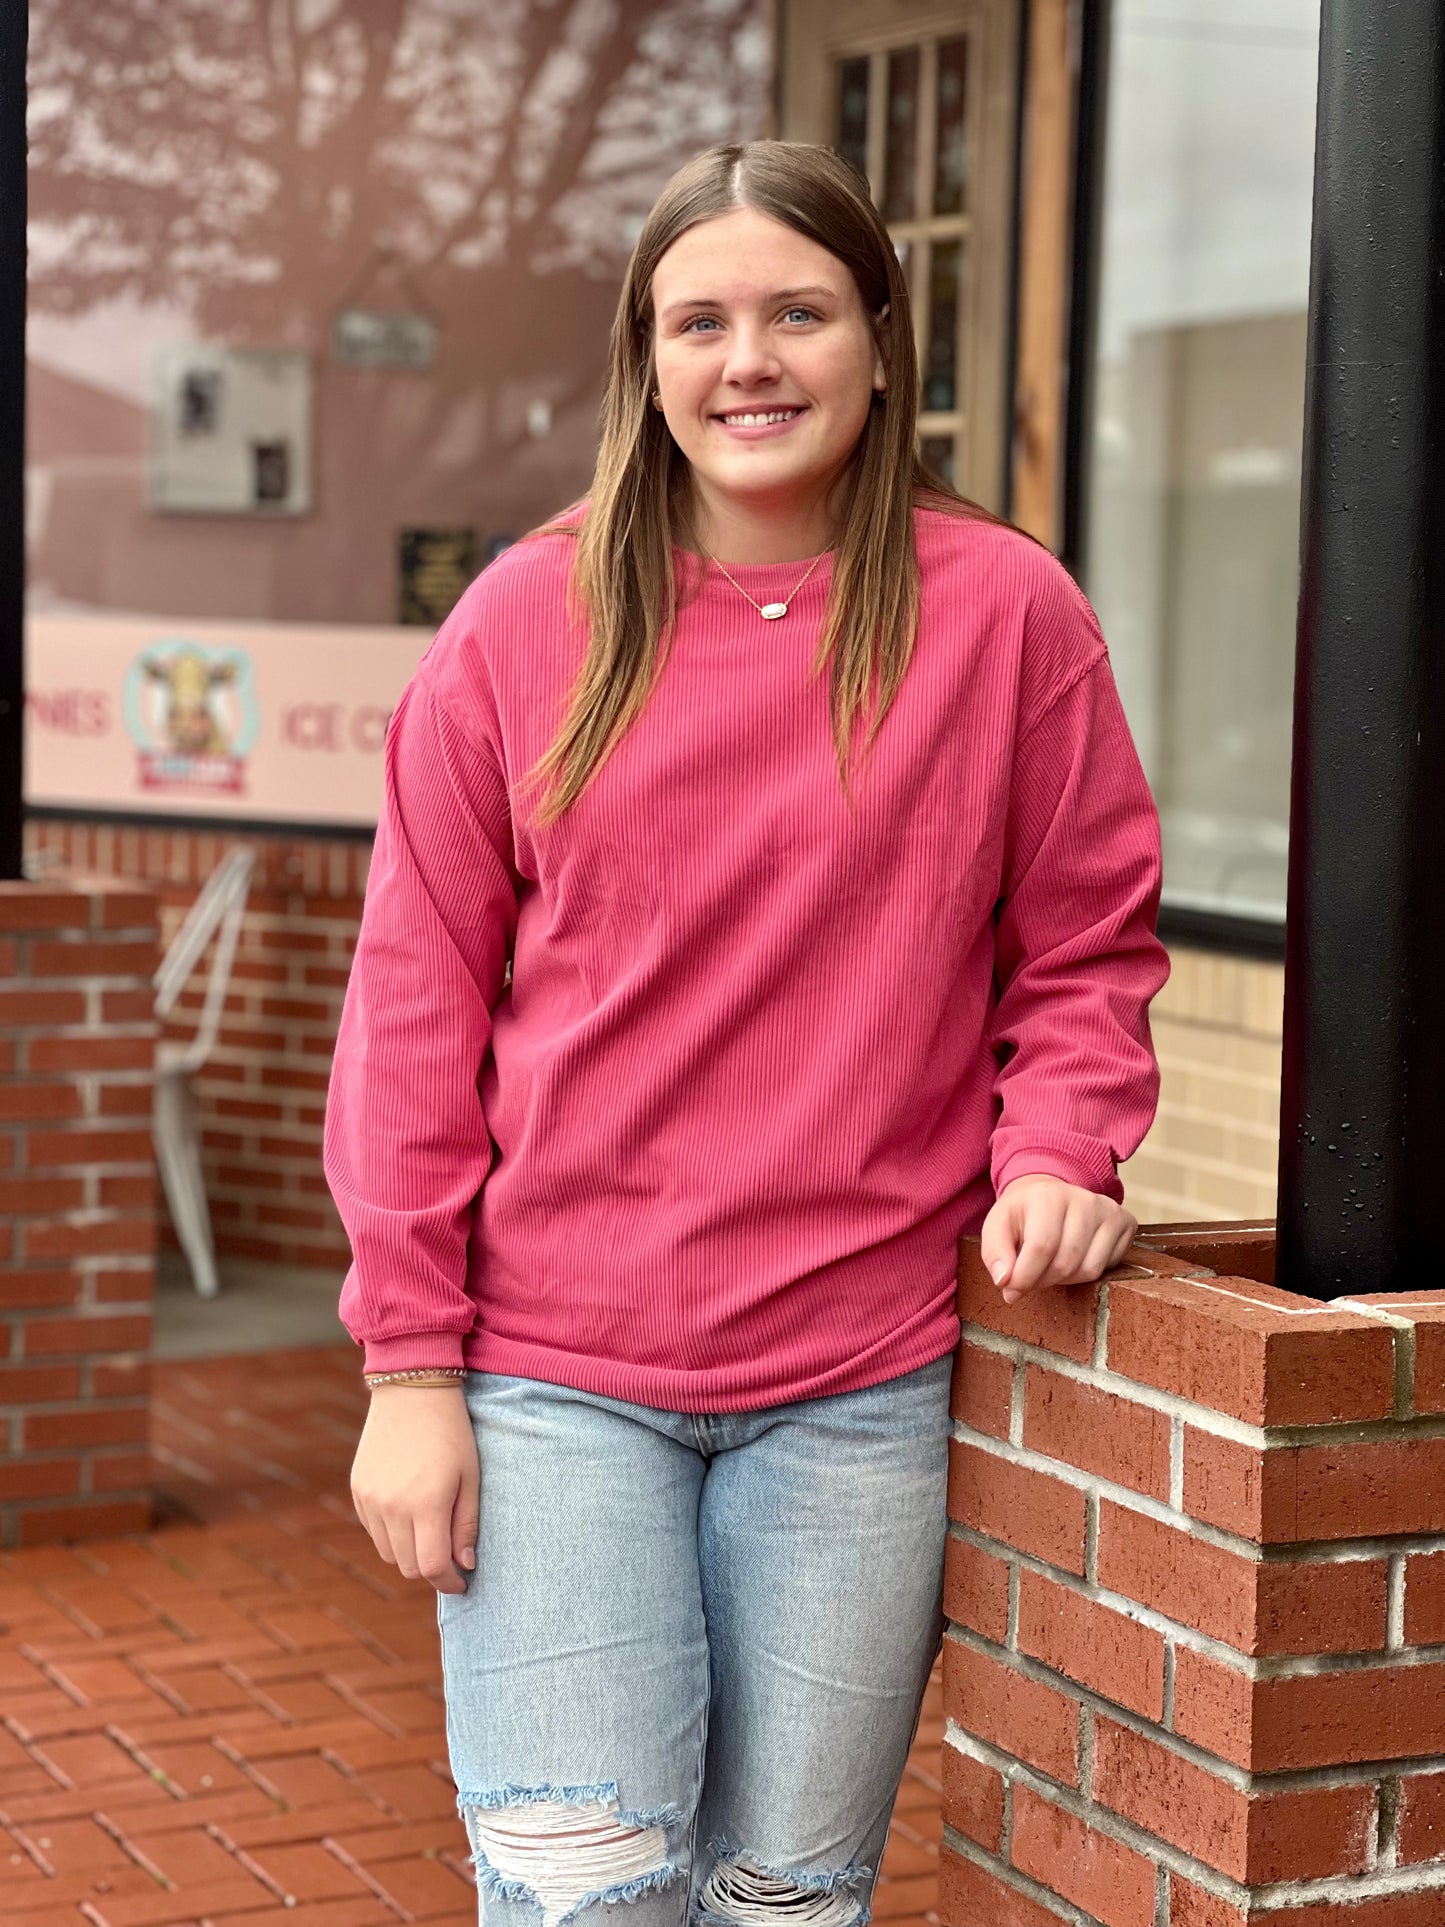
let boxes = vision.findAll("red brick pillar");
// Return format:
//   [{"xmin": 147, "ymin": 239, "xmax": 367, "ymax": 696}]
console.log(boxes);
[
  {"xmin": 0, "ymin": 880, "xmax": 158, "ymax": 1545},
  {"xmin": 941, "ymin": 1225, "xmax": 1445, "ymax": 1925}
]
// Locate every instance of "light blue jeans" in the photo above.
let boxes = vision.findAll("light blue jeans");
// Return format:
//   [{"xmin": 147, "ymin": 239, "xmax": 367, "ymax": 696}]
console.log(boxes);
[{"xmin": 437, "ymin": 1355, "xmax": 952, "ymax": 1927}]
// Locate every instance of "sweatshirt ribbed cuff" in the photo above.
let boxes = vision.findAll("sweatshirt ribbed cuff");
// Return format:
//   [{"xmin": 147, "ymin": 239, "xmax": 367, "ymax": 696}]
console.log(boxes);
[
  {"xmin": 357, "ymin": 1330, "xmax": 470, "ymax": 1376},
  {"xmin": 992, "ymin": 1143, "xmax": 1124, "ymax": 1204}
]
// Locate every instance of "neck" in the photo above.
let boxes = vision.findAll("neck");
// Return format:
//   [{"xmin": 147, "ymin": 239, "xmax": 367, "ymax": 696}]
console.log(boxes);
[{"xmin": 689, "ymin": 475, "xmax": 844, "ymax": 564}]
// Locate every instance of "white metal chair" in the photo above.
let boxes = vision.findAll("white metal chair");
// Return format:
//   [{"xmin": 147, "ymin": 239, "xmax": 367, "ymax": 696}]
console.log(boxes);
[{"xmin": 152, "ymin": 846, "xmax": 256, "ymax": 1298}]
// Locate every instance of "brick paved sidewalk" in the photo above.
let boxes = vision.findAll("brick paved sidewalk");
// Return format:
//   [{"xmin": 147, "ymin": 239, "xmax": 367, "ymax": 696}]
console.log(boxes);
[{"xmin": 0, "ymin": 1348, "xmax": 943, "ymax": 1925}]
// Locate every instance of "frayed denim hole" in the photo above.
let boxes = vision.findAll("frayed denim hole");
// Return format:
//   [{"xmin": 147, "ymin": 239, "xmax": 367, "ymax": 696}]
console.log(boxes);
[
  {"xmin": 704, "ymin": 1843, "xmax": 874, "ymax": 1896},
  {"xmin": 462, "ymin": 1792, "xmax": 682, "ymax": 1927},
  {"xmin": 459, "ymin": 1783, "xmax": 623, "ymax": 1813},
  {"xmin": 699, "ymin": 1903, "xmax": 872, "ymax": 1927},
  {"xmin": 698, "ymin": 1854, "xmax": 870, "ymax": 1927}
]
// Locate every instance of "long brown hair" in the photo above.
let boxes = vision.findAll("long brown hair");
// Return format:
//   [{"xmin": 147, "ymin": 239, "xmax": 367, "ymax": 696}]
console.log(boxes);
[{"xmin": 532, "ymin": 140, "xmax": 995, "ymax": 820}]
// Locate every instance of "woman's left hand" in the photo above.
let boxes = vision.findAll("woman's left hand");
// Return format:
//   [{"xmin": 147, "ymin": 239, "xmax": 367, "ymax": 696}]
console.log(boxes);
[{"xmin": 980, "ymin": 1174, "xmax": 1137, "ymax": 1304}]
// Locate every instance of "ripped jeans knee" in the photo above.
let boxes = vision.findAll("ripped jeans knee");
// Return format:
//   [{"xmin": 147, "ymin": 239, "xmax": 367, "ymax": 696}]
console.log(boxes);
[{"xmin": 461, "ymin": 1786, "xmax": 684, "ymax": 1927}]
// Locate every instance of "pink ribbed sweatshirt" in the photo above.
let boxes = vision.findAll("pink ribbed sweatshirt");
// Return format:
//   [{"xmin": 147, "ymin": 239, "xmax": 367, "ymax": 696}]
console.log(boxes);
[{"xmin": 324, "ymin": 506, "xmax": 1168, "ymax": 1409}]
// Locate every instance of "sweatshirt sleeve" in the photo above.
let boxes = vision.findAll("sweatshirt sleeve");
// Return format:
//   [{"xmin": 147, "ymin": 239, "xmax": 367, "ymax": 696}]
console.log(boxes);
[
  {"xmin": 988, "ymin": 647, "xmax": 1170, "ymax": 1203},
  {"xmin": 324, "ymin": 666, "xmax": 518, "ymax": 1373}
]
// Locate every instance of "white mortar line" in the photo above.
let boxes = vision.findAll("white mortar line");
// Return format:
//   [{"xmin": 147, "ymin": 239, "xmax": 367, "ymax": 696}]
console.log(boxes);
[
  {"xmin": 1376, "ymin": 1777, "xmax": 1399, "ymax": 1871},
  {"xmin": 998, "ymin": 1772, "xmax": 1014, "ymax": 1862},
  {"xmin": 1339, "ymin": 1297, "xmax": 1445, "ymax": 1314},
  {"xmin": 1388, "ymin": 1555, "xmax": 1408, "ymax": 1651},
  {"xmin": 1009, "ymin": 1360, "xmax": 1026, "ymax": 1448},
  {"xmin": 1338, "ymin": 1298, "xmax": 1418, "ymax": 1419},
  {"xmin": 1093, "ymin": 1283, "xmax": 1111, "ymax": 1371},
  {"xmin": 1152, "ymin": 1273, "xmax": 1352, "ymax": 1316},
  {"xmin": 1255, "ymin": 1859, "xmax": 1445, "ymax": 1906},
  {"xmin": 1161, "ymin": 1642, "xmax": 1176, "ymax": 1732},
  {"xmin": 1006, "ymin": 1561, "xmax": 1020, "ymax": 1650}
]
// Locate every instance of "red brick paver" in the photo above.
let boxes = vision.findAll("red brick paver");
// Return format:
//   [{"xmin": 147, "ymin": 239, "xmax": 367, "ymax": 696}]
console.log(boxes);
[{"xmin": 0, "ymin": 1348, "xmax": 941, "ymax": 1924}]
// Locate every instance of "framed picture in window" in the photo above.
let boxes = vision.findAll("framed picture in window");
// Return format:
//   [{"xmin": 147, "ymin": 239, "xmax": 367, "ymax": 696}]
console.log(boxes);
[{"xmin": 149, "ymin": 346, "xmax": 314, "ymax": 515}]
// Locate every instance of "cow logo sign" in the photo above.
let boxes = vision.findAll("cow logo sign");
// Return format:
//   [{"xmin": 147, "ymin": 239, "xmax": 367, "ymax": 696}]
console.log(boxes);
[{"xmin": 123, "ymin": 642, "xmax": 260, "ymax": 795}]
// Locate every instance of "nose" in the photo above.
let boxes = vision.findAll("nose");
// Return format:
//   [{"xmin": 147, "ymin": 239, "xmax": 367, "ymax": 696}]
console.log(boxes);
[{"xmin": 720, "ymin": 320, "xmax": 781, "ymax": 392}]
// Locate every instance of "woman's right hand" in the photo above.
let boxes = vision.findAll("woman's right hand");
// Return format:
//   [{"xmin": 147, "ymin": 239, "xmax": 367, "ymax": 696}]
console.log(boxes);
[{"xmin": 350, "ymin": 1384, "xmax": 480, "ymax": 1596}]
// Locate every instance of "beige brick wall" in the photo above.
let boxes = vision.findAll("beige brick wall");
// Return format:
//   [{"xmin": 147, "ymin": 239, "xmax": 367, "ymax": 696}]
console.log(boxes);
[{"xmin": 1121, "ymin": 943, "xmax": 1283, "ymax": 1227}]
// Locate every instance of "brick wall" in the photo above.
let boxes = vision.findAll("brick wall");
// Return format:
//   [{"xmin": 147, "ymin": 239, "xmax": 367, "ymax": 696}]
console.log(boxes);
[
  {"xmin": 941, "ymin": 1225, "xmax": 1445, "ymax": 1924},
  {"xmin": 26, "ymin": 820, "xmax": 365, "ymax": 1271},
  {"xmin": 0, "ymin": 879, "xmax": 158, "ymax": 1546},
  {"xmin": 1123, "ymin": 951, "xmax": 1283, "ymax": 1226}
]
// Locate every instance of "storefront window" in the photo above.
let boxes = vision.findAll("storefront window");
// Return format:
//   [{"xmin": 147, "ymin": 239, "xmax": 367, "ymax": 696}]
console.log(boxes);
[
  {"xmin": 24, "ymin": 0, "xmax": 769, "ymax": 829},
  {"xmin": 1083, "ymin": 0, "xmax": 1320, "ymax": 924}
]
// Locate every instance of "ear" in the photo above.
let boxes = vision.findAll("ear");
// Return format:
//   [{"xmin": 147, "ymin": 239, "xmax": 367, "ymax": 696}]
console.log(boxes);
[{"xmin": 872, "ymin": 302, "xmax": 890, "ymax": 393}]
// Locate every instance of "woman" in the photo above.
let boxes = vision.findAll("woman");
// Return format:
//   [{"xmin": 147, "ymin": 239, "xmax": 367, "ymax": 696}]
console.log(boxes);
[{"xmin": 325, "ymin": 140, "xmax": 1167, "ymax": 1927}]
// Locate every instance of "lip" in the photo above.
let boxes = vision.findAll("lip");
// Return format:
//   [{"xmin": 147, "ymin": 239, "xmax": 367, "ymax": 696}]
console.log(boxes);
[{"xmin": 711, "ymin": 405, "xmax": 808, "ymax": 441}]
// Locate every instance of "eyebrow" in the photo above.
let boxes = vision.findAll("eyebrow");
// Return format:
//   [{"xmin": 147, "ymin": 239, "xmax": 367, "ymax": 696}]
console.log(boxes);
[{"xmin": 657, "ymin": 284, "xmax": 839, "ymax": 321}]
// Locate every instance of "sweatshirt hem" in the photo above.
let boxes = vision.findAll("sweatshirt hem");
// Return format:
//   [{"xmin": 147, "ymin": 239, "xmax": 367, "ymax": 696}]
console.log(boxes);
[{"xmin": 457, "ymin": 1305, "xmax": 962, "ymax": 1414}]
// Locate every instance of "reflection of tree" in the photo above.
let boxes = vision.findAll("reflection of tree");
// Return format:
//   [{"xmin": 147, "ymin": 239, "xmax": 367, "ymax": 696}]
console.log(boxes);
[{"xmin": 28, "ymin": 0, "xmax": 768, "ymax": 463}]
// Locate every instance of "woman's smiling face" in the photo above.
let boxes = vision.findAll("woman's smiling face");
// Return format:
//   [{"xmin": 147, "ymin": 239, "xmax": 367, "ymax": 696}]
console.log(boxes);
[{"xmin": 650, "ymin": 205, "xmax": 886, "ymax": 538}]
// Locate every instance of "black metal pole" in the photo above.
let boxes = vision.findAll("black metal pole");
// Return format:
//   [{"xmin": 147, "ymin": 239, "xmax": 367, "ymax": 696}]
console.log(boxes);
[
  {"xmin": 1059, "ymin": 0, "xmax": 1110, "ymax": 580},
  {"xmin": 1277, "ymin": 0, "xmax": 1445, "ymax": 1298},
  {"xmin": 0, "ymin": 2, "xmax": 24, "ymax": 882}
]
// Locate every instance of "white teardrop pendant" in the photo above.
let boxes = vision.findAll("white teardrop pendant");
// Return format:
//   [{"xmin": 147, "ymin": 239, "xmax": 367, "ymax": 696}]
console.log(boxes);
[{"xmin": 760, "ymin": 602, "xmax": 788, "ymax": 619}]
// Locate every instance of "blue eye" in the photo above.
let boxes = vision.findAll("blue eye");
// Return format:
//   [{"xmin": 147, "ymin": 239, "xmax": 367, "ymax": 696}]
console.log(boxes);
[
  {"xmin": 682, "ymin": 315, "xmax": 720, "ymax": 333},
  {"xmin": 784, "ymin": 307, "xmax": 818, "ymax": 324}
]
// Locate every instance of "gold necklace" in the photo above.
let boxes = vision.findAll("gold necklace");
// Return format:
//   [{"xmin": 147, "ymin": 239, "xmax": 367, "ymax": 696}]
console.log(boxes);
[{"xmin": 704, "ymin": 547, "xmax": 829, "ymax": 620}]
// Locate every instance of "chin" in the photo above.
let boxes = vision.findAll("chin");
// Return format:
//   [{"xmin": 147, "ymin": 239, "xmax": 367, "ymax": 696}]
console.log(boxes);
[{"xmin": 703, "ymin": 455, "xmax": 828, "ymax": 500}]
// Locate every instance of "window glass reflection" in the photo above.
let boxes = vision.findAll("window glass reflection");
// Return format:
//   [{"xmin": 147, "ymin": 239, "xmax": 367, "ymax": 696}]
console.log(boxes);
[
  {"xmin": 924, "ymin": 240, "xmax": 962, "ymax": 413},
  {"xmin": 882, "ymin": 46, "xmax": 921, "ymax": 222},
  {"xmin": 933, "ymin": 38, "xmax": 969, "ymax": 216},
  {"xmin": 837, "ymin": 57, "xmax": 871, "ymax": 185},
  {"xmin": 920, "ymin": 435, "xmax": 956, "ymax": 486},
  {"xmin": 1083, "ymin": 0, "xmax": 1320, "ymax": 922},
  {"xmin": 25, "ymin": 0, "xmax": 772, "ymax": 627}
]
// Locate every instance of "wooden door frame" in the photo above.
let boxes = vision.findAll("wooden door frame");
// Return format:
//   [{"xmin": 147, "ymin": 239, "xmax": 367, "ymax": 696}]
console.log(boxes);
[
  {"xmin": 775, "ymin": 0, "xmax": 1088, "ymax": 551},
  {"xmin": 776, "ymin": 0, "xmax": 1020, "ymax": 514}
]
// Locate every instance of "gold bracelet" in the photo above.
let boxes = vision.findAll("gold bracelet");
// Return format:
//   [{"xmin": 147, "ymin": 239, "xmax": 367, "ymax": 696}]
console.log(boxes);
[{"xmin": 364, "ymin": 1367, "xmax": 467, "ymax": 1389}]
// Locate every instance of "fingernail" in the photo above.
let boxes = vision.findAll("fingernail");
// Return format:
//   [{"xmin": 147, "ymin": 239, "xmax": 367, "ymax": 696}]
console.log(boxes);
[
  {"xmin": 989, "ymin": 1261, "xmax": 1008, "ymax": 1286},
  {"xmin": 461, "ymin": 1549, "xmax": 475, "ymax": 1570}
]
